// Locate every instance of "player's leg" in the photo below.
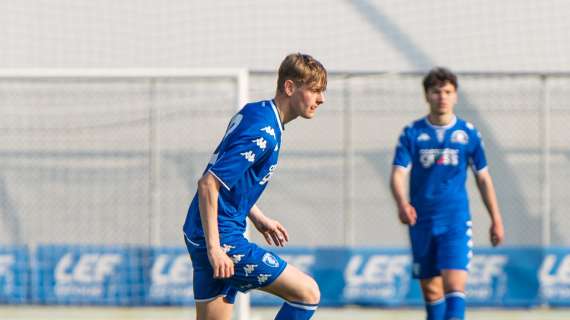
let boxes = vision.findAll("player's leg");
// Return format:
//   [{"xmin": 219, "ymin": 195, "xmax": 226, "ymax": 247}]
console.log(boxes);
[
  {"xmin": 438, "ymin": 221, "xmax": 472, "ymax": 320},
  {"xmin": 420, "ymin": 276, "xmax": 446, "ymax": 320},
  {"xmin": 185, "ymin": 237, "xmax": 237, "ymax": 320},
  {"xmin": 259, "ymin": 264, "xmax": 320, "ymax": 320},
  {"xmin": 409, "ymin": 225, "xmax": 445, "ymax": 320},
  {"xmin": 441, "ymin": 269, "xmax": 467, "ymax": 320},
  {"xmin": 195, "ymin": 296, "xmax": 234, "ymax": 320}
]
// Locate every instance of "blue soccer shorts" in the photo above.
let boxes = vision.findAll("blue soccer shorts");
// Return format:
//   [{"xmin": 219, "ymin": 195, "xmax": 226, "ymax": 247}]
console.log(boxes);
[
  {"xmin": 408, "ymin": 220, "xmax": 473, "ymax": 279},
  {"xmin": 185, "ymin": 235, "xmax": 287, "ymax": 303}
]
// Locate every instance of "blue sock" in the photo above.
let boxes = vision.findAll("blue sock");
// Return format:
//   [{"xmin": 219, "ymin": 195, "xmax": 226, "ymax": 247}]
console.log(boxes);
[
  {"xmin": 445, "ymin": 291, "xmax": 466, "ymax": 320},
  {"xmin": 274, "ymin": 301, "xmax": 318, "ymax": 320},
  {"xmin": 426, "ymin": 298, "xmax": 446, "ymax": 320}
]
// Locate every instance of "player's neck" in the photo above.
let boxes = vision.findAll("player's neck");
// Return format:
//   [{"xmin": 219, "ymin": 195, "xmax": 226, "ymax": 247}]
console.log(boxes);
[
  {"xmin": 273, "ymin": 95, "xmax": 297, "ymax": 125},
  {"xmin": 427, "ymin": 113, "xmax": 455, "ymax": 126}
]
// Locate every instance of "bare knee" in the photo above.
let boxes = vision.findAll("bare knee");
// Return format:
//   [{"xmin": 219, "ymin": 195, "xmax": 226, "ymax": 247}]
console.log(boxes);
[
  {"xmin": 300, "ymin": 277, "xmax": 320, "ymax": 304},
  {"xmin": 421, "ymin": 278, "xmax": 444, "ymax": 302}
]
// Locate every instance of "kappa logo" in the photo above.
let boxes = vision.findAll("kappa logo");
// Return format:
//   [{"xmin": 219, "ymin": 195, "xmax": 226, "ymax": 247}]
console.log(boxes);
[
  {"xmin": 260, "ymin": 126, "xmax": 276, "ymax": 138},
  {"xmin": 451, "ymin": 130, "xmax": 469, "ymax": 144},
  {"xmin": 222, "ymin": 244, "xmax": 235, "ymax": 253},
  {"xmin": 252, "ymin": 137, "xmax": 267, "ymax": 150},
  {"xmin": 257, "ymin": 273, "xmax": 271, "ymax": 284},
  {"xmin": 231, "ymin": 254, "xmax": 245, "ymax": 264},
  {"xmin": 417, "ymin": 133, "xmax": 431, "ymax": 141},
  {"xmin": 241, "ymin": 151, "xmax": 255, "ymax": 163},
  {"xmin": 244, "ymin": 264, "xmax": 258, "ymax": 277},
  {"xmin": 259, "ymin": 164, "xmax": 277, "ymax": 186},
  {"xmin": 262, "ymin": 253, "xmax": 280, "ymax": 268}
]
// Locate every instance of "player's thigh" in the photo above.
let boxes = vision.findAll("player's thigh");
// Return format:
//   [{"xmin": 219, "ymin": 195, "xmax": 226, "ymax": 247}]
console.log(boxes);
[
  {"xmin": 420, "ymin": 276, "xmax": 444, "ymax": 302},
  {"xmin": 195, "ymin": 296, "xmax": 234, "ymax": 320},
  {"xmin": 409, "ymin": 225, "xmax": 439, "ymax": 279},
  {"xmin": 437, "ymin": 221, "xmax": 471, "ymax": 273},
  {"xmin": 441, "ymin": 269, "xmax": 468, "ymax": 292},
  {"xmin": 259, "ymin": 264, "xmax": 320, "ymax": 304}
]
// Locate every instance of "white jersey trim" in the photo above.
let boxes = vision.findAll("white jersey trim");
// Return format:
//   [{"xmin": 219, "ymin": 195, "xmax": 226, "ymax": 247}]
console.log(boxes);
[
  {"xmin": 194, "ymin": 294, "xmax": 227, "ymax": 302},
  {"xmin": 472, "ymin": 165, "xmax": 488, "ymax": 175},
  {"xmin": 424, "ymin": 115, "xmax": 457, "ymax": 130},
  {"xmin": 286, "ymin": 301, "xmax": 319, "ymax": 311},
  {"xmin": 184, "ymin": 233, "xmax": 201, "ymax": 247},
  {"xmin": 393, "ymin": 164, "xmax": 411, "ymax": 172},
  {"xmin": 445, "ymin": 291, "xmax": 466, "ymax": 299},
  {"xmin": 270, "ymin": 100, "xmax": 284, "ymax": 133},
  {"xmin": 208, "ymin": 169, "xmax": 231, "ymax": 191}
]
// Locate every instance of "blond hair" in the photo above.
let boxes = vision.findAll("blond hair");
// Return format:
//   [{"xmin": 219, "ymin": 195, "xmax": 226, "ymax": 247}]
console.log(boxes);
[{"xmin": 277, "ymin": 53, "xmax": 327, "ymax": 94}]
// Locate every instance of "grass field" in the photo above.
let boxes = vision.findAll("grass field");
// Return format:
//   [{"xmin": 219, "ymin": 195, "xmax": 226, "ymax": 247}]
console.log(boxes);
[{"xmin": 1, "ymin": 306, "xmax": 569, "ymax": 320}]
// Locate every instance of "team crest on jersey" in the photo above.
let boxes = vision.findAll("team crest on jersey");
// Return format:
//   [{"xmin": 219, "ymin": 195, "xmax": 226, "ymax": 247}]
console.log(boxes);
[
  {"xmin": 451, "ymin": 130, "xmax": 469, "ymax": 144},
  {"xmin": 262, "ymin": 253, "xmax": 280, "ymax": 268},
  {"xmin": 417, "ymin": 133, "xmax": 431, "ymax": 141}
]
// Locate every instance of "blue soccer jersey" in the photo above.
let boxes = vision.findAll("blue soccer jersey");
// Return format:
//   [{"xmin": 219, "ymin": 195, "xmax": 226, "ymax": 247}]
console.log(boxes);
[
  {"xmin": 183, "ymin": 99, "xmax": 283, "ymax": 246},
  {"xmin": 393, "ymin": 116, "xmax": 487, "ymax": 225}
]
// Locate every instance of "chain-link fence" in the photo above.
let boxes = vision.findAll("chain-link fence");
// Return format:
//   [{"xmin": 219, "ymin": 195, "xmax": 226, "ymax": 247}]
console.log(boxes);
[{"xmin": 1, "ymin": 71, "xmax": 569, "ymax": 248}]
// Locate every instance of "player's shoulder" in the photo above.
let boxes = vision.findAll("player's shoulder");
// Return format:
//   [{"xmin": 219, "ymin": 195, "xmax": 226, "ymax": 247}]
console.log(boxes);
[
  {"xmin": 454, "ymin": 118, "xmax": 484, "ymax": 144},
  {"xmin": 400, "ymin": 117, "xmax": 427, "ymax": 135},
  {"xmin": 236, "ymin": 100, "xmax": 279, "ymax": 141},
  {"xmin": 455, "ymin": 117, "xmax": 480, "ymax": 134}
]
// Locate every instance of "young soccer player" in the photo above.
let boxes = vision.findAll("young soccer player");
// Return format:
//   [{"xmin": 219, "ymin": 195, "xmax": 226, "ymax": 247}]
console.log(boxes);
[
  {"xmin": 182, "ymin": 53, "xmax": 326, "ymax": 320},
  {"xmin": 390, "ymin": 67, "xmax": 505, "ymax": 320}
]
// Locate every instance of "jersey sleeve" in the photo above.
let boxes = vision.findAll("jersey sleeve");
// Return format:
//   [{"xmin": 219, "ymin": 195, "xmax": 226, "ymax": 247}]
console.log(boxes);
[
  {"xmin": 393, "ymin": 127, "xmax": 413, "ymax": 170},
  {"xmin": 208, "ymin": 125, "xmax": 276, "ymax": 190},
  {"xmin": 469, "ymin": 127, "xmax": 488, "ymax": 173}
]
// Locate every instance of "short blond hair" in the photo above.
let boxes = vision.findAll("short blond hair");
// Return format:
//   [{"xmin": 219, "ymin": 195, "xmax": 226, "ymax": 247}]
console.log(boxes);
[{"xmin": 277, "ymin": 53, "xmax": 327, "ymax": 93}]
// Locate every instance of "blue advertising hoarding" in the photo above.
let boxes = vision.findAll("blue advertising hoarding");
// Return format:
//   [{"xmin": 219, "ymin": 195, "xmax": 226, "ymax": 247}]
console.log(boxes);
[
  {"xmin": 145, "ymin": 247, "xmax": 194, "ymax": 305},
  {"xmin": 33, "ymin": 245, "xmax": 144, "ymax": 305},
  {"xmin": 0, "ymin": 246, "xmax": 29, "ymax": 304},
  {"xmin": 0, "ymin": 245, "xmax": 564, "ymax": 307}
]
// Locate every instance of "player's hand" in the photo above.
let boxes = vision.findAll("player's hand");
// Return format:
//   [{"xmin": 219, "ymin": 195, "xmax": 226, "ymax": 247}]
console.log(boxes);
[
  {"xmin": 490, "ymin": 220, "xmax": 504, "ymax": 247},
  {"xmin": 398, "ymin": 203, "xmax": 417, "ymax": 226},
  {"xmin": 252, "ymin": 216, "xmax": 289, "ymax": 247},
  {"xmin": 207, "ymin": 246, "xmax": 235, "ymax": 279}
]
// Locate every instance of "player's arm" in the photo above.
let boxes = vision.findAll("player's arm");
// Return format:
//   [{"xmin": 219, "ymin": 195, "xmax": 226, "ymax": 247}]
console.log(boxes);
[
  {"xmin": 474, "ymin": 169, "xmax": 504, "ymax": 246},
  {"xmin": 197, "ymin": 172, "xmax": 234, "ymax": 278},
  {"xmin": 390, "ymin": 166, "xmax": 417, "ymax": 225},
  {"xmin": 248, "ymin": 205, "xmax": 288, "ymax": 247}
]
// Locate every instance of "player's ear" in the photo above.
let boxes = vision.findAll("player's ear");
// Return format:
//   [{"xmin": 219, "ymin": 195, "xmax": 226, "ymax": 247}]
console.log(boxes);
[{"xmin": 283, "ymin": 79, "xmax": 296, "ymax": 96}]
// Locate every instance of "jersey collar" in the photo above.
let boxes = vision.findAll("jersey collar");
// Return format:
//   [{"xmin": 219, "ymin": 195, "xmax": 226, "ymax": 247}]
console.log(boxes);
[
  {"xmin": 424, "ymin": 115, "xmax": 457, "ymax": 130},
  {"xmin": 270, "ymin": 99, "xmax": 284, "ymax": 133}
]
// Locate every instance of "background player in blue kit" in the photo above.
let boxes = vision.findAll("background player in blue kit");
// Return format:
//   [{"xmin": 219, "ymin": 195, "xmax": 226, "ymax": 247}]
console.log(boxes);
[
  {"xmin": 390, "ymin": 67, "xmax": 505, "ymax": 320},
  {"xmin": 183, "ymin": 53, "xmax": 327, "ymax": 320}
]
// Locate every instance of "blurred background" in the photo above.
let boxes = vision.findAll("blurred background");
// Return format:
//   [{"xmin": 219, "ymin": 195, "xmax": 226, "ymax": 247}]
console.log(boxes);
[{"xmin": 1, "ymin": 0, "xmax": 570, "ymax": 318}]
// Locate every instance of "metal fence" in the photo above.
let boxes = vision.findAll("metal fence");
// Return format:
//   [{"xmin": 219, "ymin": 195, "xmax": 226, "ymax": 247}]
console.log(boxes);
[{"xmin": 1, "ymin": 71, "xmax": 569, "ymax": 248}]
